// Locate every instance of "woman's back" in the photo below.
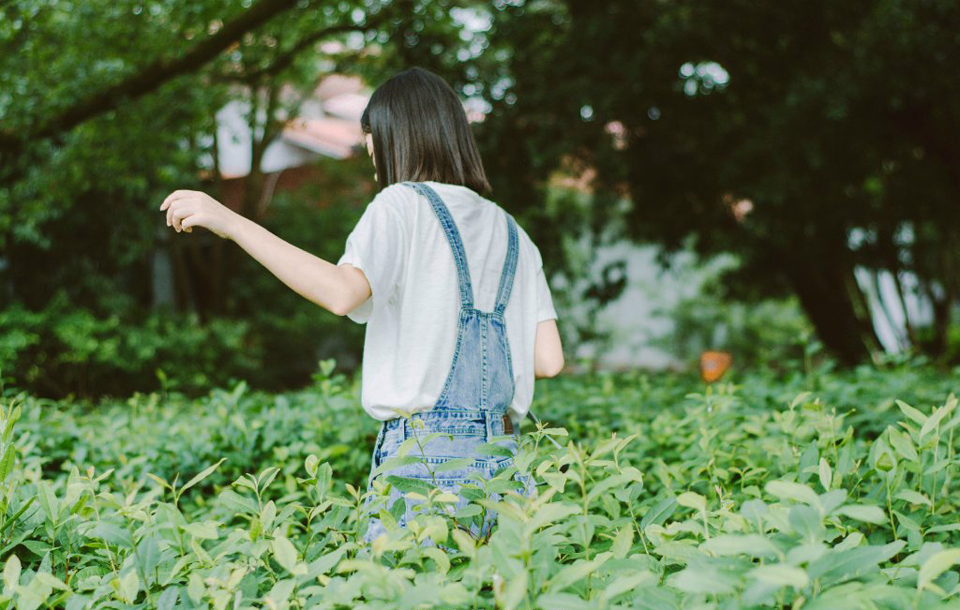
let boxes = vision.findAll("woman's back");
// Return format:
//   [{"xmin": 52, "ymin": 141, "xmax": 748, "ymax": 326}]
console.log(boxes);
[{"xmin": 337, "ymin": 180, "xmax": 557, "ymax": 425}]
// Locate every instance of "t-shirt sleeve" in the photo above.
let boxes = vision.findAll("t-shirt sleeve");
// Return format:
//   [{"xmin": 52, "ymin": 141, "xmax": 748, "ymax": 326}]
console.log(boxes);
[
  {"xmin": 535, "ymin": 266, "xmax": 558, "ymax": 322},
  {"xmin": 336, "ymin": 195, "xmax": 406, "ymax": 324},
  {"xmin": 533, "ymin": 244, "xmax": 558, "ymax": 322}
]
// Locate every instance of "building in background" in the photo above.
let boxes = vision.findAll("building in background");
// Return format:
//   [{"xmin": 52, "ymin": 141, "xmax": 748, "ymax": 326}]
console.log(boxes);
[{"xmin": 214, "ymin": 74, "xmax": 371, "ymax": 213}]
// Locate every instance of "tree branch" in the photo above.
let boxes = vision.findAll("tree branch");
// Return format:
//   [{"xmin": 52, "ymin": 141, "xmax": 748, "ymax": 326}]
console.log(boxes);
[
  {"xmin": 0, "ymin": 0, "xmax": 304, "ymax": 152},
  {"xmin": 248, "ymin": 20, "xmax": 381, "ymax": 81}
]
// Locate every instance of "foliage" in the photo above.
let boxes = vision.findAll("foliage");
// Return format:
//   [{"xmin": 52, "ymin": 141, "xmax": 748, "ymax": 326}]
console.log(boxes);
[
  {"xmin": 0, "ymin": 153, "xmax": 370, "ymax": 398},
  {"xmin": 3, "ymin": 361, "xmax": 960, "ymax": 608},
  {"xmin": 0, "ymin": 0, "xmax": 508, "ymax": 396},
  {"xmin": 0, "ymin": 293, "xmax": 259, "ymax": 399},
  {"xmin": 473, "ymin": 0, "xmax": 960, "ymax": 364},
  {"xmin": 651, "ymin": 254, "xmax": 815, "ymax": 371}
]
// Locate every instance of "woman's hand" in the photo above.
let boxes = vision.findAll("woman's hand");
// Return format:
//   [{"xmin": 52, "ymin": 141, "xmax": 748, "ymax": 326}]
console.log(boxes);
[{"xmin": 159, "ymin": 190, "xmax": 238, "ymax": 239}]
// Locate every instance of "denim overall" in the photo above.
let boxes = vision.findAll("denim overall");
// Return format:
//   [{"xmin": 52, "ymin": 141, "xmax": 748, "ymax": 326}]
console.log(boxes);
[{"xmin": 361, "ymin": 181, "xmax": 536, "ymax": 544}]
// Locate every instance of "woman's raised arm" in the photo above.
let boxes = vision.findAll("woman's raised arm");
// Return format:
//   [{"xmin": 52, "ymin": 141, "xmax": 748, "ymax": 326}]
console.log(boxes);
[{"xmin": 159, "ymin": 189, "xmax": 371, "ymax": 316}]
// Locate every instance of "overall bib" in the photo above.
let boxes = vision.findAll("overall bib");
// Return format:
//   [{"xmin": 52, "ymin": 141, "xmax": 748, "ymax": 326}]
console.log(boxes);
[{"xmin": 362, "ymin": 181, "xmax": 536, "ymax": 544}]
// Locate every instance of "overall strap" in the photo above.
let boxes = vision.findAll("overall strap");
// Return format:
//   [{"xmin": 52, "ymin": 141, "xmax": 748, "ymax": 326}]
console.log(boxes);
[
  {"xmin": 403, "ymin": 182, "xmax": 475, "ymax": 309},
  {"xmin": 494, "ymin": 213, "xmax": 519, "ymax": 315}
]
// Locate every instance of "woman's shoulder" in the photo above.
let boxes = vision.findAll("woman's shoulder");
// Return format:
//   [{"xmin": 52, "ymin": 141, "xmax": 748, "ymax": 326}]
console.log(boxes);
[
  {"xmin": 362, "ymin": 183, "xmax": 420, "ymax": 224},
  {"xmin": 372, "ymin": 182, "xmax": 418, "ymax": 206}
]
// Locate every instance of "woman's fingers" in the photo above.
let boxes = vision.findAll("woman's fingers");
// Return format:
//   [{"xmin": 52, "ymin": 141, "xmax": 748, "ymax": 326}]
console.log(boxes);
[
  {"xmin": 166, "ymin": 202, "xmax": 181, "ymax": 228},
  {"xmin": 161, "ymin": 191, "xmax": 218, "ymax": 235},
  {"xmin": 160, "ymin": 189, "xmax": 196, "ymax": 211},
  {"xmin": 166, "ymin": 197, "xmax": 197, "ymax": 229},
  {"xmin": 181, "ymin": 215, "xmax": 199, "ymax": 233},
  {"xmin": 170, "ymin": 204, "xmax": 194, "ymax": 232},
  {"xmin": 165, "ymin": 198, "xmax": 183, "ymax": 226}
]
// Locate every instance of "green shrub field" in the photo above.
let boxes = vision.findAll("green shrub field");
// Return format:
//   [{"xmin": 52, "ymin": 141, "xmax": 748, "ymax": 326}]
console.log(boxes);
[{"xmin": 3, "ymin": 360, "xmax": 960, "ymax": 609}]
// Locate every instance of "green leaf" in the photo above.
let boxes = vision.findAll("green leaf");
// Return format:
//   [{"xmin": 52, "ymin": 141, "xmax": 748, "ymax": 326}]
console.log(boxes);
[
  {"xmin": 157, "ymin": 586, "xmax": 179, "ymax": 610},
  {"xmin": 818, "ymin": 458, "xmax": 832, "ymax": 490},
  {"xmin": 925, "ymin": 459, "xmax": 951, "ymax": 476},
  {"xmin": 536, "ymin": 592, "xmax": 585, "ymax": 610},
  {"xmin": 112, "ymin": 570, "xmax": 139, "ymax": 604},
  {"xmin": 888, "ymin": 428, "xmax": 919, "ymax": 462},
  {"xmin": 640, "ymin": 496, "xmax": 677, "ymax": 530},
  {"xmin": 182, "ymin": 521, "xmax": 219, "ymax": 540},
  {"xmin": 835, "ymin": 504, "xmax": 887, "ymax": 524},
  {"xmin": 897, "ymin": 400, "xmax": 927, "ymax": 426},
  {"xmin": 702, "ymin": 534, "xmax": 779, "ymax": 558},
  {"xmin": 749, "ymin": 564, "xmax": 809, "ymax": 589},
  {"xmin": 271, "ymin": 535, "xmax": 301, "ymax": 574},
  {"xmin": 3, "ymin": 553, "xmax": 20, "ymax": 592},
  {"xmin": 472, "ymin": 442, "xmax": 514, "ymax": 459},
  {"xmin": 218, "ymin": 489, "xmax": 258, "ymax": 515},
  {"xmin": 85, "ymin": 520, "xmax": 133, "ymax": 547},
  {"xmin": 895, "ymin": 490, "xmax": 931, "ymax": 507},
  {"xmin": 0, "ymin": 445, "xmax": 15, "ymax": 482},
  {"xmin": 264, "ymin": 578, "xmax": 296, "ymax": 607},
  {"xmin": 669, "ymin": 561, "xmax": 739, "ymax": 594},
  {"xmin": 808, "ymin": 540, "xmax": 905, "ymax": 585},
  {"xmin": 34, "ymin": 572, "xmax": 69, "ymax": 591},
  {"xmin": 260, "ymin": 501, "xmax": 277, "ymax": 531},
  {"xmin": 789, "ymin": 505, "xmax": 825, "ymax": 543},
  {"xmin": 921, "ymin": 405, "xmax": 950, "ymax": 440},
  {"xmin": 137, "ymin": 535, "xmax": 161, "ymax": 579},
  {"xmin": 918, "ymin": 549, "xmax": 960, "ymax": 591},
  {"xmin": 677, "ymin": 491, "xmax": 706, "ymax": 512},
  {"xmin": 601, "ymin": 571, "xmax": 656, "ymax": 601},
  {"xmin": 454, "ymin": 504, "xmax": 483, "ymax": 519},
  {"xmin": 501, "ymin": 569, "xmax": 528, "ymax": 610},
  {"xmin": 307, "ymin": 547, "xmax": 347, "ymax": 578},
  {"xmin": 187, "ymin": 572, "xmax": 205, "ymax": 604},
  {"xmin": 548, "ymin": 553, "xmax": 611, "ymax": 592},
  {"xmin": 894, "ymin": 510, "xmax": 921, "ymax": 533},
  {"xmin": 765, "ymin": 480, "xmax": 819, "ymax": 506},
  {"xmin": 372, "ymin": 455, "xmax": 424, "ymax": 478},
  {"xmin": 422, "ymin": 547, "xmax": 450, "ymax": 574},
  {"xmin": 450, "ymin": 528, "xmax": 476, "ymax": 559},
  {"xmin": 586, "ymin": 473, "xmax": 639, "ymax": 505},
  {"xmin": 257, "ymin": 467, "xmax": 281, "ymax": 490},
  {"xmin": 384, "ymin": 475, "xmax": 436, "ymax": 495},
  {"xmin": 395, "ymin": 437, "xmax": 420, "ymax": 458},
  {"xmin": 179, "ymin": 458, "xmax": 225, "ymax": 497},
  {"xmin": 431, "ymin": 457, "xmax": 477, "ymax": 472},
  {"xmin": 611, "ymin": 526, "xmax": 634, "ymax": 559},
  {"xmin": 36, "ymin": 481, "xmax": 59, "ymax": 524},
  {"xmin": 527, "ymin": 503, "xmax": 580, "ymax": 531},
  {"xmin": 304, "ymin": 455, "xmax": 319, "ymax": 477}
]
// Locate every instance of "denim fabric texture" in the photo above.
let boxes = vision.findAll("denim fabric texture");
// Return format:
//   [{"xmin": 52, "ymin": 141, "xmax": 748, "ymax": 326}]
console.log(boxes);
[{"xmin": 361, "ymin": 181, "xmax": 537, "ymax": 545}]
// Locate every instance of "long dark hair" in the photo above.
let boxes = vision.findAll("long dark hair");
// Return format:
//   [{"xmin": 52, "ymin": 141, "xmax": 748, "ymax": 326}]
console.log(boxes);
[{"xmin": 360, "ymin": 67, "xmax": 491, "ymax": 194}]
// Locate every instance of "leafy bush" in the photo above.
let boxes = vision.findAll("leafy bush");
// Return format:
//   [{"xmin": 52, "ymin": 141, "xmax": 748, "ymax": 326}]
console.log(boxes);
[
  {"xmin": 2, "ymin": 361, "xmax": 960, "ymax": 608},
  {"xmin": 648, "ymin": 253, "xmax": 815, "ymax": 372},
  {"xmin": 0, "ymin": 293, "xmax": 259, "ymax": 398}
]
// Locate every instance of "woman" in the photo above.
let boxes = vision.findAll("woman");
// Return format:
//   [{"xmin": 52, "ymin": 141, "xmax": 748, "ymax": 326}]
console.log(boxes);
[{"xmin": 159, "ymin": 67, "xmax": 565, "ymax": 544}]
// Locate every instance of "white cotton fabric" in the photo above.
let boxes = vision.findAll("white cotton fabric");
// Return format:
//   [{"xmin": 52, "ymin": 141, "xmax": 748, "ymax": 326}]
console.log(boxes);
[{"xmin": 336, "ymin": 180, "xmax": 558, "ymax": 423}]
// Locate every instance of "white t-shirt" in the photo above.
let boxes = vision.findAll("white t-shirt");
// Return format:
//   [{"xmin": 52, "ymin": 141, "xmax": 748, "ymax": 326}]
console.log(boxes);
[{"xmin": 336, "ymin": 180, "xmax": 558, "ymax": 423}]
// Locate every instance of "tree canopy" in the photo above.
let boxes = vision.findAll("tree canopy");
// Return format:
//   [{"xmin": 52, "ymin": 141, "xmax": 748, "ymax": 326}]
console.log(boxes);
[
  {"xmin": 474, "ymin": 0, "xmax": 960, "ymax": 363},
  {"xmin": 1, "ymin": 0, "xmax": 958, "ymax": 397}
]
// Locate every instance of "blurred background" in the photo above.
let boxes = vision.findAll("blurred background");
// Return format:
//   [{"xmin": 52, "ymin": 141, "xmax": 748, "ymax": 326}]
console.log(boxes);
[{"xmin": 1, "ymin": 0, "xmax": 958, "ymax": 399}]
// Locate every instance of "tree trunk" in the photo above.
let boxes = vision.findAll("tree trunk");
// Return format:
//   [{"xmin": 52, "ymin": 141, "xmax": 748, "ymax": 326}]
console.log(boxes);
[{"xmin": 785, "ymin": 262, "xmax": 877, "ymax": 366}]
